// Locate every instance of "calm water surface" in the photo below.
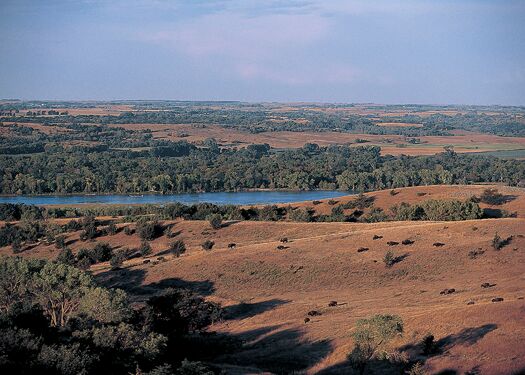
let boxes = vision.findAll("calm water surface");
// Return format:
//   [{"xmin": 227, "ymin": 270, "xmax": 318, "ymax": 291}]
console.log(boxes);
[{"xmin": 0, "ymin": 190, "xmax": 350, "ymax": 206}]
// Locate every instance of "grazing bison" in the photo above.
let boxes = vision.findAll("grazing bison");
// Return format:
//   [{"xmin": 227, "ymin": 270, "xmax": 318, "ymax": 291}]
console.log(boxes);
[
  {"xmin": 143, "ymin": 259, "xmax": 151, "ymax": 264},
  {"xmin": 304, "ymin": 317, "xmax": 310, "ymax": 323},
  {"xmin": 277, "ymin": 245, "xmax": 287, "ymax": 250},
  {"xmin": 492, "ymin": 297, "xmax": 504, "ymax": 303},
  {"xmin": 440, "ymin": 288, "xmax": 456, "ymax": 295},
  {"xmin": 228, "ymin": 243, "xmax": 236, "ymax": 249},
  {"xmin": 401, "ymin": 239, "xmax": 414, "ymax": 245},
  {"xmin": 433, "ymin": 242, "xmax": 445, "ymax": 247},
  {"xmin": 357, "ymin": 247, "xmax": 369, "ymax": 253},
  {"xmin": 387, "ymin": 241, "xmax": 399, "ymax": 246},
  {"xmin": 481, "ymin": 282, "xmax": 496, "ymax": 288},
  {"xmin": 328, "ymin": 301, "xmax": 338, "ymax": 307},
  {"xmin": 279, "ymin": 237, "xmax": 289, "ymax": 243},
  {"xmin": 307, "ymin": 310, "xmax": 322, "ymax": 316},
  {"xmin": 373, "ymin": 235, "xmax": 383, "ymax": 240}
]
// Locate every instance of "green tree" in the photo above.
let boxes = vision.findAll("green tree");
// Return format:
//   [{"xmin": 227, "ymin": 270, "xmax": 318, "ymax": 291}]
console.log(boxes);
[{"xmin": 348, "ymin": 314, "xmax": 404, "ymax": 374}]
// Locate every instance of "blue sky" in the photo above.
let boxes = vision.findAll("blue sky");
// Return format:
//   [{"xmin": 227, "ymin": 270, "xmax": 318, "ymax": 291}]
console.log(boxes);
[{"xmin": 1, "ymin": 0, "xmax": 524, "ymax": 104}]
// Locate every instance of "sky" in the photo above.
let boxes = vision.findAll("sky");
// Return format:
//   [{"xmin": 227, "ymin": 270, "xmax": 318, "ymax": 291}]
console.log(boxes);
[{"xmin": 1, "ymin": 0, "xmax": 524, "ymax": 105}]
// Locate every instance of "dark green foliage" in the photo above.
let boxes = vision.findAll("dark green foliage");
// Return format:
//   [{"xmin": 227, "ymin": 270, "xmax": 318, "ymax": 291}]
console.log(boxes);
[
  {"xmin": 391, "ymin": 200, "xmax": 482, "ymax": 221},
  {"xmin": 343, "ymin": 193, "xmax": 375, "ymax": 210},
  {"xmin": 170, "ymin": 240, "xmax": 186, "ymax": 257},
  {"xmin": 207, "ymin": 213, "xmax": 222, "ymax": 230},
  {"xmin": 0, "ymin": 255, "xmax": 224, "ymax": 374},
  {"xmin": 56, "ymin": 248, "xmax": 76, "ymax": 266},
  {"xmin": 1, "ymin": 143, "xmax": 523, "ymax": 195},
  {"xmin": 136, "ymin": 219, "xmax": 162, "ymax": 241},
  {"xmin": 55, "ymin": 235, "xmax": 66, "ymax": 249},
  {"xmin": 139, "ymin": 241, "xmax": 152, "ymax": 256},
  {"xmin": 288, "ymin": 207, "xmax": 314, "ymax": 222},
  {"xmin": 348, "ymin": 314, "xmax": 404, "ymax": 374},
  {"xmin": 124, "ymin": 226, "xmax": 134, "ymax": 235},
  {"xmin": 105, "ymin": 222, "xmax": 118, "ymax": 235}
]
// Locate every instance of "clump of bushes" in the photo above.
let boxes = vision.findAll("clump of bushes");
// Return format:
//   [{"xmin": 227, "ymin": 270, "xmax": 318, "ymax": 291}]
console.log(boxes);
[
  {"xmin": 170, "ymin": 240, "xmax": 186, "ymax": 257},
  {"xmin": 207, "ymin": 213, "xmax": 222, "ymax": 229},
  {"xmin": 136, "ymin": 218, "xmax": 162, "ymax": 240},
  {"xmin": 478, "ymin": 188, "xmax": 508, "ymax": 205},
  {"xmin": 343, "ymin": 193, "xmax": 374, "ymax": 210},
  {"xmin": 391, "ymin": 199, "xmax": 482, "ymax": 221}
]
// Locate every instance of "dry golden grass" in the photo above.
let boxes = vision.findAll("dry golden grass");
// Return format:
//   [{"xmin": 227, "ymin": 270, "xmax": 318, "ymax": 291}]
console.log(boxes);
[{"xmin": 2, "ymin": 185, "xmax": 524, "ymax": 373}]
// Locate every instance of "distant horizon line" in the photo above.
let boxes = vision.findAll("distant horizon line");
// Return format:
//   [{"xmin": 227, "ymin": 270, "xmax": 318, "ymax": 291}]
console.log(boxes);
[{"xmin": 1, "ymin": 99, "xmax": 524, "ymax": 107}]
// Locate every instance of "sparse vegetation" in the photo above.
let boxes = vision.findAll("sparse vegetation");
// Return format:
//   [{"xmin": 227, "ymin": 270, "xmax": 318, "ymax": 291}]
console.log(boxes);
[
  {"xmin": 170, "ymin": 240, "xmax": 186, "ymax": 257},
  {"xmin": 348, "ymin": 314, "xmax": 404, "ymax": 374},
  {"xmin": 384, "ymin": 250, "xmax": 395, "ymax": 267},
  {"xmin": 207, "ymin": 213, "xmax": 223, "ymax": 229}
]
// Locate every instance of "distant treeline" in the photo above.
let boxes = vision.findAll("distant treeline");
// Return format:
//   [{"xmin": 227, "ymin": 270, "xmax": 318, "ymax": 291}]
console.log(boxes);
[
  {"xmin": 1, "ymin": 143, "xmax": 524, "ymax": 195},
  {"xmin": 3, "ymin": 104, "xmax": 525, "ymax": 136}
]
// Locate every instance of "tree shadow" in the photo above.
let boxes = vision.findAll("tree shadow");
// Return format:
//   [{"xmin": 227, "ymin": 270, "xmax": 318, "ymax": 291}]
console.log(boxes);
[
  {"xmin": 393, "ymin": 253, "xmax": 410, "ymax": 265},
  {"xmin": 483, "ymin": 208, "xmax": 516, "ymax": 218},
  {"xmin": 435, "ymin": 324, "xmax": 498, "ymax": 351},
  {"xmin": 223, "ymin": 299, "xmax": 290, "ymax": 320},
  {"xmin": 95, "ymin": 267, "xmax": 215, "ymax": 297},
  {"xmin": 216, "ymin": 326, "xmax": 333, "ymax": 374}
]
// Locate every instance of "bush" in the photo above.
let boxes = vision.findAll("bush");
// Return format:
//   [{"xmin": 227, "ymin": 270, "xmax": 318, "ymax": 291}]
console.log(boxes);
[
  {"xmin": 56, "ymin": 248, "xmax": 76, "ymax": 266},
  {"xmin": 383, "ymin": 250, "xmax": 395, "ymax": 267},
  {"xmin": 479, "ymin": 188, "xmax": 507, "ymax": 205},
  {"xmin": 170, "ymin": 240, "xmax": 186, "ymax": 257},
  {"xmin": 139, "ymin": 241, "xmax": 152, "ymax": 256},
  {"xmin": 288, "ymin": 208, "xmax": 313, "ymax": 222},
  {"xmin": 12, "ymin": 241, "xmax": 22, "ymax": 254},
  {"xmin": 106, "ymin": 222, "xmax": 118, "ymax": 235},
  {"xmin": 55, "ymin": 235, "xmax": 67, "ymax": 249},
  {"xmin": 207, "ymin": 213, "xmax": 222, "ymax": 229},
  {"xmin": 123, "ymin": 226, "xmax": 134, "ymax": 235},
  {"xmin": 201, "ymin": 240, "xmax": 214, "ymax": 251},
  {"xmin": 110, "ymin": 254, "xmax": 124, "ymax": 270},
  {"xmin": 136, "ymin": 219, "xmax": 162, "ymax": 240},
  {"xmin": 348, "ymin": 314, "xmax": 404, "ymax": 374}
]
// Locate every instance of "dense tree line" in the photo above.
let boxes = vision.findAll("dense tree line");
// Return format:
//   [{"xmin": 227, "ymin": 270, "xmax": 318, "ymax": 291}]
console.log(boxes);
[
  {"xmin": 3, "ymin": 101, "xmax": 524, "ymax": 136},
  {"xmin": 0, "ymin": 256, "xmax": 222, "ymax": 374},
  {"xmin": 0, "ymin": 144, "xmax": 523, "ymax": 195}
]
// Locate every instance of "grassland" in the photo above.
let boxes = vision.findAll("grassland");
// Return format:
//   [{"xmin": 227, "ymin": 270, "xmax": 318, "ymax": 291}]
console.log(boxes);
[{"xmin": 2, "ymin": 185, "xmax": 524, "ymax": 374}]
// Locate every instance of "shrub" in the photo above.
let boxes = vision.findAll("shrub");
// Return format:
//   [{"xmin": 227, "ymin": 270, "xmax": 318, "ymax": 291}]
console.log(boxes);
[
  {"xmin": 139, "ymin": 241, "xmax": 152, "ymax": 256},
  {"xmin": 343, "ymin": 193, "xmax": 375, "ymax": 210},
  {"xmin": 110, "ymin": 254, "xmax": 124, "ymax": 270},
  {"xmin": 201, "ymin": 240, "xmax": 214, "ymax": 251},
  {"xmin": 288, "ymin": 207, "xmax": 313, "ymax": 222},
  {"xmin": 327, "ymin": 199, "xmax": 338, "ymax": 206},
  {"xmin": 55, "ymin": 235, "xmax": 67, "ymax": 249},
  {"xmin": 11, "ymin": 241, "xmax": 22, "ymax": 254},
  {"xmin": 421, "ymin": 334, "xmax": 439, "ymax": 355},
  {"xmin": 207, "ymin": 213, "xmax": 222, "ymax": 229},
  {"xmin": 170, "ymin": 240, "xmax": 186, "ymax": 257},
  {"xmin": 106, "ymin": 222, "xmax": 118, "ymax": 235},
  {"xmin": 348, "ymin": 314, "xmax": 404, "ymax": 374},
  {"xmin": 136, "ymin": 219, "xmax": 162, "ymax": 240},
  {"xmin": 124, "ymin": 226, "xmax": 134, "ymax": 235},
  {"xmin": 56, "ymin": 248, "xmax": 76, "ymax": 266},
  {"xmin": 383, "ymin": 250, "xmax": 395, "ymax": 267},
  {"xmin": 479, "ymin": 188, "xmax": 507, "ymax": 205},
  {"xmin": 64, "ymin": 219, "xmax": 81, "ymax": 232}
]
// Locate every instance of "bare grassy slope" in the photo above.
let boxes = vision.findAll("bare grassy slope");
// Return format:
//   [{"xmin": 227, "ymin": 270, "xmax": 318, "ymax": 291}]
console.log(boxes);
[{"xmin": 1, "ymin": 185, "xmax": 524, "ymax": 374}]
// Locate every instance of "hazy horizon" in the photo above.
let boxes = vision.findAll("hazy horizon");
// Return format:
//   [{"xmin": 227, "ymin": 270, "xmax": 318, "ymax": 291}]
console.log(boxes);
[{"xmin": 1, "ymin": 0, "xmax": 524, "ymax": 105}]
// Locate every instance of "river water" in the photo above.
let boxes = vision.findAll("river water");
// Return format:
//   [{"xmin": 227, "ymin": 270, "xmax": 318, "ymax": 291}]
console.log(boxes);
[{"xmin": 0, "ymin": 190, "xmax": 351, "ymax": 206}]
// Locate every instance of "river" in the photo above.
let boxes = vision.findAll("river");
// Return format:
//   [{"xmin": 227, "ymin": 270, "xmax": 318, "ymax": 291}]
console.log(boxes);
[{"xmin": 0, "ymin": 190, "xmax": 351, "ymax": 206}]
